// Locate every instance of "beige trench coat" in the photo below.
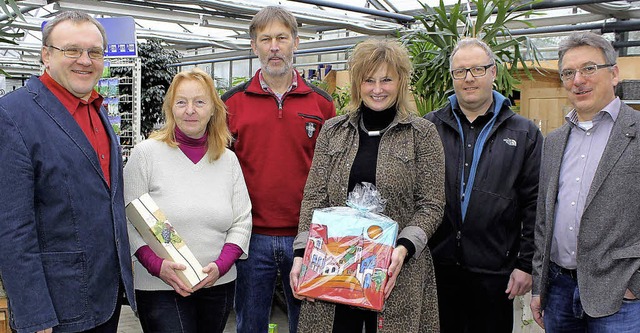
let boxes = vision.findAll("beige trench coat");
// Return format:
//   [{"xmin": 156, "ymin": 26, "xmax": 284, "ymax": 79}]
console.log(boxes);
[{"xmin": 294, "ymin": 111, "xmax": 445, "ymax": 332}]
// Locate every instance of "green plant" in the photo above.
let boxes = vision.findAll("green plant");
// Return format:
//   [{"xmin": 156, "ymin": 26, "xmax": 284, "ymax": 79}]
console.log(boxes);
[
  {"xmin": 403, "ymin": 0, "xmax": 544, "ymax": 115},
  {"xmin": 308, "ymin": 79, "xmax": 351, "ymax": 116},
  {"xmin": 331, "ymin": 85, "xmax": 351, "ymax": 116}
]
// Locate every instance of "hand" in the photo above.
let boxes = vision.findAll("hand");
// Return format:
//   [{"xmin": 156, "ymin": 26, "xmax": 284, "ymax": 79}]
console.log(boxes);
[
  {"xmin": 530, "ymin": 295, "xmax": 545, "ymax": 329},
  {"xmin": 505, "ymin": 268, "xmax": 532, "ymax": 300},
  {"xmin": 158, "ymin": 260, "xmax": 192, "ymax": 297},
  {"xmin": 625, "ymin": 289, "xmax": 637, "ymax": 299},
  {"xmin": 384, "ymin": 245, "xmax": 408, "ymax": 300},
  {"xmin": 193, "ymin": 262, "xmax": 221, "ymax": 292},
  {"xmin": 37, "ymin": 328, "xmax": 53, "ymax": 333},
  {"xmin": 289, "ymin": 257, "xmax": 313, "ymax": 302}
]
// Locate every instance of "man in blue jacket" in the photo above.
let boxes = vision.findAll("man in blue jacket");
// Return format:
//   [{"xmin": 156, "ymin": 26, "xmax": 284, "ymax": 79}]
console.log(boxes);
[
  {"xmin": 0, "ymin": 11, "xmax": 135, "ymax": 333},
  {"xmin": 424, "ymin": 38, "xmax": 543, "ymax": 333}
]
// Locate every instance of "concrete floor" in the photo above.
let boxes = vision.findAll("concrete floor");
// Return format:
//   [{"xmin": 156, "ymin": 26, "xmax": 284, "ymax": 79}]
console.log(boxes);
[{"xmin": 117, "ymin": 303, "xmax": 290, "ymax": 333}]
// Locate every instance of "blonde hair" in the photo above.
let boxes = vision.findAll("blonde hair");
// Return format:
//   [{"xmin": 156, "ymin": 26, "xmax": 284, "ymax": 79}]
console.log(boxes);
[
  {"xmin": 150, "ymin": 67, "xmax": 231, "ymax": 162},
  {"xmin": 346, "ymin": 39, "xmax": 416, "ymax": 119}
]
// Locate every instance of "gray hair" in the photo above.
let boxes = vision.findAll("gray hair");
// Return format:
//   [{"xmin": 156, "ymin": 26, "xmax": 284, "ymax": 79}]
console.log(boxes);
[
  {"xmin": 558, "ymin": 31, "xmax": 616, "ymax": 70},
  {"xmin": 249, "ymin": 6, "xmax": 298, "ymax": 41},
  {"xmin": 42, "ymin": 11, "xmax": 107, "ymax": 49},
  {"xmin": 449, "ymin": 38, "xmax": 496, "ymax": 70}
]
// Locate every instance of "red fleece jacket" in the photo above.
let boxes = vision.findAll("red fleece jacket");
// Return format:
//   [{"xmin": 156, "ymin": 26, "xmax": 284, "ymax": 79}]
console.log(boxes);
[{"xmin": 222, "ymin": 70, "xmax": 335, "ymax": 236}]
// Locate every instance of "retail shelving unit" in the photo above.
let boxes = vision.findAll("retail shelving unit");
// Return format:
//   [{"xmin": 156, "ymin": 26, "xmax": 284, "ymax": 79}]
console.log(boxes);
[{"xmin": 106, "ymin": 57, "xmax": 142, "ymax": 163}]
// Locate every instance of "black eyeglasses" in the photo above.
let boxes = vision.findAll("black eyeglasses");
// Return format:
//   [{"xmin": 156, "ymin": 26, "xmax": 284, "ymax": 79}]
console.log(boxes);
[
  {"xmin": 46, "ymin": 45, "xmax": 105, "ymax": 59},
  {"xmin": 559, "ymin": 63, "xmax": 615, "ymax": 82},
  {"xmin": 450, "ymin": 63, "xmax": 494, "ymax": 80}
]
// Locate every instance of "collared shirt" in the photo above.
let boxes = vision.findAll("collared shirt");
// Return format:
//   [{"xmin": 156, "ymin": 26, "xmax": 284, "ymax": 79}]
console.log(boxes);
[
  {"xmin": 258, "ymin": 69, "xmax": 298, "ymax": 102},
  {"xmin": 40, "ymin": 72, "xmax": 112, "ymax": 187},
  {"xmin": 551, "ymin": 97, "xmax": 621, "ymax": 269},
  {"xmin": 453, "ymin": 101, "xmax": 495, "ymax": 186}
]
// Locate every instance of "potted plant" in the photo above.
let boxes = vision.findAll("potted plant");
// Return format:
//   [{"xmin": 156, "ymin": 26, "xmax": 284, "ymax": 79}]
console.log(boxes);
[{"xmin": 403, "ymin": 0, "xmax": 544, "ymax": 114}]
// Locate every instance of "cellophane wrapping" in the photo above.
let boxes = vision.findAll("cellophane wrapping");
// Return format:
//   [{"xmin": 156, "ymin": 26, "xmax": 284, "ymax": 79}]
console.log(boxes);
[{"xmin": 297, "ymin": 183, "xmax": 398, "ymax": 311}]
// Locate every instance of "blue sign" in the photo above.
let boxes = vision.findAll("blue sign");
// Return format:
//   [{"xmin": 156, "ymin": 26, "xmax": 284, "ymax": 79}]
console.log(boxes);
[{"xmin": 98, "ymin": 17, "xmax": 137, "ymax": 58}]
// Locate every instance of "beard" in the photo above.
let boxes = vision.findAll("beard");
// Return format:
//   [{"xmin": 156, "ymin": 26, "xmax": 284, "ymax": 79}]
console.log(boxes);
[{"xmin": 260, "ymin": 53, "xmax": 293, "ymax": 77}]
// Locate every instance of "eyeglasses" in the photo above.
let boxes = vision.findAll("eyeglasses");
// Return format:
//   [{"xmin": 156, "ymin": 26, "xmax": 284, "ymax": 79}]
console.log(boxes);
[
  {"xmin": 46, "ymin": 45, "xmax": 105, "ymax": 59},
  {"xmin": 450, "ymin": 63, "xmax": 494, "ymax": 80},
  {"xmin": 559, "ymin": 63, "xmax": 615, "ymax": 82}
]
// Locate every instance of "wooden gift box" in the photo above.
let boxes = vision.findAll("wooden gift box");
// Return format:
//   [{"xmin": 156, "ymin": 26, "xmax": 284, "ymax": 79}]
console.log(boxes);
[{"xmin": 126, "ymin": 193, "xmax": 207, "ymax": 288}]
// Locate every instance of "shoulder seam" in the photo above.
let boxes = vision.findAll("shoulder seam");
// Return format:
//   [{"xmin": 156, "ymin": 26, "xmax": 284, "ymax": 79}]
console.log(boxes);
[
  {"xmin": 221, "ymin": 79, "xmax": 252, "ymax": 101},
  {"xmin": 302, "ymin": 79, "xmax": 333, "ymax": 102}
]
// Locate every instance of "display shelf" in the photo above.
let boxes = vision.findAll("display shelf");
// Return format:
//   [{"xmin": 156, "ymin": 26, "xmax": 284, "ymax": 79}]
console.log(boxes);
[{"xmin": 103, "ymin": 57, "xmax": 141, "ymax": 163}]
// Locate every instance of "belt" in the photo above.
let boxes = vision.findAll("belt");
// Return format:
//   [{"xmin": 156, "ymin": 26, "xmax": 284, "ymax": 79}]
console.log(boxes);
[{"xmin": 552, "ymin": 261, "xmax": 578, "ymax": 280}]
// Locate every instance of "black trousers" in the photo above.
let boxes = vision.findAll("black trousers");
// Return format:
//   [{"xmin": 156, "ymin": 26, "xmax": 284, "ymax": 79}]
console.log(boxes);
[
  {"xmin": 434, "ymin": 264, "xmax": 514, "ymax": 333},
  {"xmin": 332, "ymin": 304, "xmax": 377, "ymax": 333}
]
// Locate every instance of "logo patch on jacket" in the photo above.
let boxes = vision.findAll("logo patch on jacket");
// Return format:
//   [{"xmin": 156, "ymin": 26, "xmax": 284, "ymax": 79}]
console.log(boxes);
[
  {"xmin": 503, "ymin": 138, "xmax": 517, "ymax": 147},
  {"xmin": 305, "ymin": 122, "xmax": 317, "ymax": 138}
]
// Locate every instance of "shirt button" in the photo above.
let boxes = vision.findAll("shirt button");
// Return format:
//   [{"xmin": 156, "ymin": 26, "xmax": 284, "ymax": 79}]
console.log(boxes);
[
  {"xmin": 569, "ymin": 226, "xmax": 574, "ymax": 231},
  {"xmin": 576, "ymin": 177, "xmax": 580, "ymax": 182},
  {"xmin": 101, "ymin": 154, "xmax": 105, "ymax": 159},
  {"xmin": 467, "ymin": 144, "xmax": 472, "ymax": 148},
  {"xmin": 571, "ymin": 201, "xmax": 576, "ymax": 206},
  {"xmin": 94, "ymin": 127, "xmax": 99, "ymax": 132},
  {"xmin": 586, "ymin": 132, "xmax": 591, "ymax": 136},
  {"xmin": 571, "ymin": 251, "xmax": 575, "ymax": 255},
  {"xmin": 581, "ymin": 154, "xmax": 586, "ymax": 159},
  {"xmin": 470, "ymin": 126, "xmax": 475, "ymax": 129},
  {"xmin": 464, "ymin": 163, "xmax": 469, "ymax": 167}
]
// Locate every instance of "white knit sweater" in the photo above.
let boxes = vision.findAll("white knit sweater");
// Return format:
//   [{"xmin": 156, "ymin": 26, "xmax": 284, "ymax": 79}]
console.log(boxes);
[{"xmin": 123, "ymin": 139, "xmax": 252, "ymax": 291}]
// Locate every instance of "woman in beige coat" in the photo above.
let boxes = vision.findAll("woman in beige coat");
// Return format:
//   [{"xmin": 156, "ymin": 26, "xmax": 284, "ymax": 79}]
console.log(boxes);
[{"xmin": 290, "ymin": 39, "xmax": 445, "ymax": 333}]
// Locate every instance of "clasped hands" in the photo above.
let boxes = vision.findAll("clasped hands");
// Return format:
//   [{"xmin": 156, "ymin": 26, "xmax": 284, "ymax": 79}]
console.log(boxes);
[{"xmin": 159, "ymin": 260, "xmax": 221, "ymax": 297}]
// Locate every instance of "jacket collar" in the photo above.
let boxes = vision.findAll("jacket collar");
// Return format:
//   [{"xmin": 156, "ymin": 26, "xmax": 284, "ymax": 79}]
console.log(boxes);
[
  {"xmin": 245, "ymin": 68, "xmax": 312, "ymax": 96},
  {"xmin": 434, "ymin": 90, "xmax": 515, "ymax": 133}
]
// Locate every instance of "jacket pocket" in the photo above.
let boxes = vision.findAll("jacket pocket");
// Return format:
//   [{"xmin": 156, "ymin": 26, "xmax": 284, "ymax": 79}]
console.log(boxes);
[
  {"xmin": 391, "ymin": 140, "xmax": 415, "ymax": 164},
  {"xmin": 298, "ymin": 113, "xmax": 323, "ymax": 139},
  {"xmin": 611, "ymin": 243, "xmax": 640, "ymax": 259},
  {"xmin": 40, "ymin": 251, "xmax": 89, "ymax": 322}
]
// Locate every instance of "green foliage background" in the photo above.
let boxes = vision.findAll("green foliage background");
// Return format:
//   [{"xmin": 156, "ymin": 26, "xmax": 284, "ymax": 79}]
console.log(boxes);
[{"xmin": 403, "ymin": 0, "xmax": 543, "ymax": 114}]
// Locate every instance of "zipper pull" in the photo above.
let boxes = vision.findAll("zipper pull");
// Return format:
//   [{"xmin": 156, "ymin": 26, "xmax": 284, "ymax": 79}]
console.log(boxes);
[{"xmin": 378, "ymin": 313, "xmax": 384, "ymax": 329}]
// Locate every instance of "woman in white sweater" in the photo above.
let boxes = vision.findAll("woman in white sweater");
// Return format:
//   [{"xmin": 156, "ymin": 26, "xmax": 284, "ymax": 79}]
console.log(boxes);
[{"xmin": 124, "ymin": 68, "xmax": 252, "ymax": 333}]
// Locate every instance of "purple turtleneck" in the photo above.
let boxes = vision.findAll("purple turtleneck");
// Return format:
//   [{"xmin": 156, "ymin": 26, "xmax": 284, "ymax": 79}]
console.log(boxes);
[{"xmin": 175, "ymin": 126, "xmax": 208, "ymax": 164}]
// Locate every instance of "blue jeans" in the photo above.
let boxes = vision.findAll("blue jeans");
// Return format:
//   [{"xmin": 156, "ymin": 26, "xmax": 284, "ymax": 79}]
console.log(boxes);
[
  {"xmin": 235, "ymin": 234, "xmax": 301, "ymax": 333},
  {"xmin": 135, "ymin": 281, "xmax": 235, "ymax": 333},
  {"xmin": 544, "ymin": 262, "xmax": 640, "ymax": 333}
]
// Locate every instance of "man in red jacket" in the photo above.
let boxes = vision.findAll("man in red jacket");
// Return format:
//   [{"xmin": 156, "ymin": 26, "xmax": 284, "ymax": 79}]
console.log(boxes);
[{"xmin": 221, "ymin": 6, "xmax": 335, "ymax": 333}]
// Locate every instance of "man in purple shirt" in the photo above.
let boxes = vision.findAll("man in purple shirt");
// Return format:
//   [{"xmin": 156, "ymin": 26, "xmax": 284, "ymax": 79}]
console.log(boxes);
[{"xmin": 531, "ymin": 31, "xmax": 640, "ymax": 332}]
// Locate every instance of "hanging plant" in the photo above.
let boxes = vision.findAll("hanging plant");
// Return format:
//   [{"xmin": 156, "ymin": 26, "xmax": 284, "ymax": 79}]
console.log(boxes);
[{"xmin": 403, "ymin": 0, "xmax": 544, "ymax": 114}]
